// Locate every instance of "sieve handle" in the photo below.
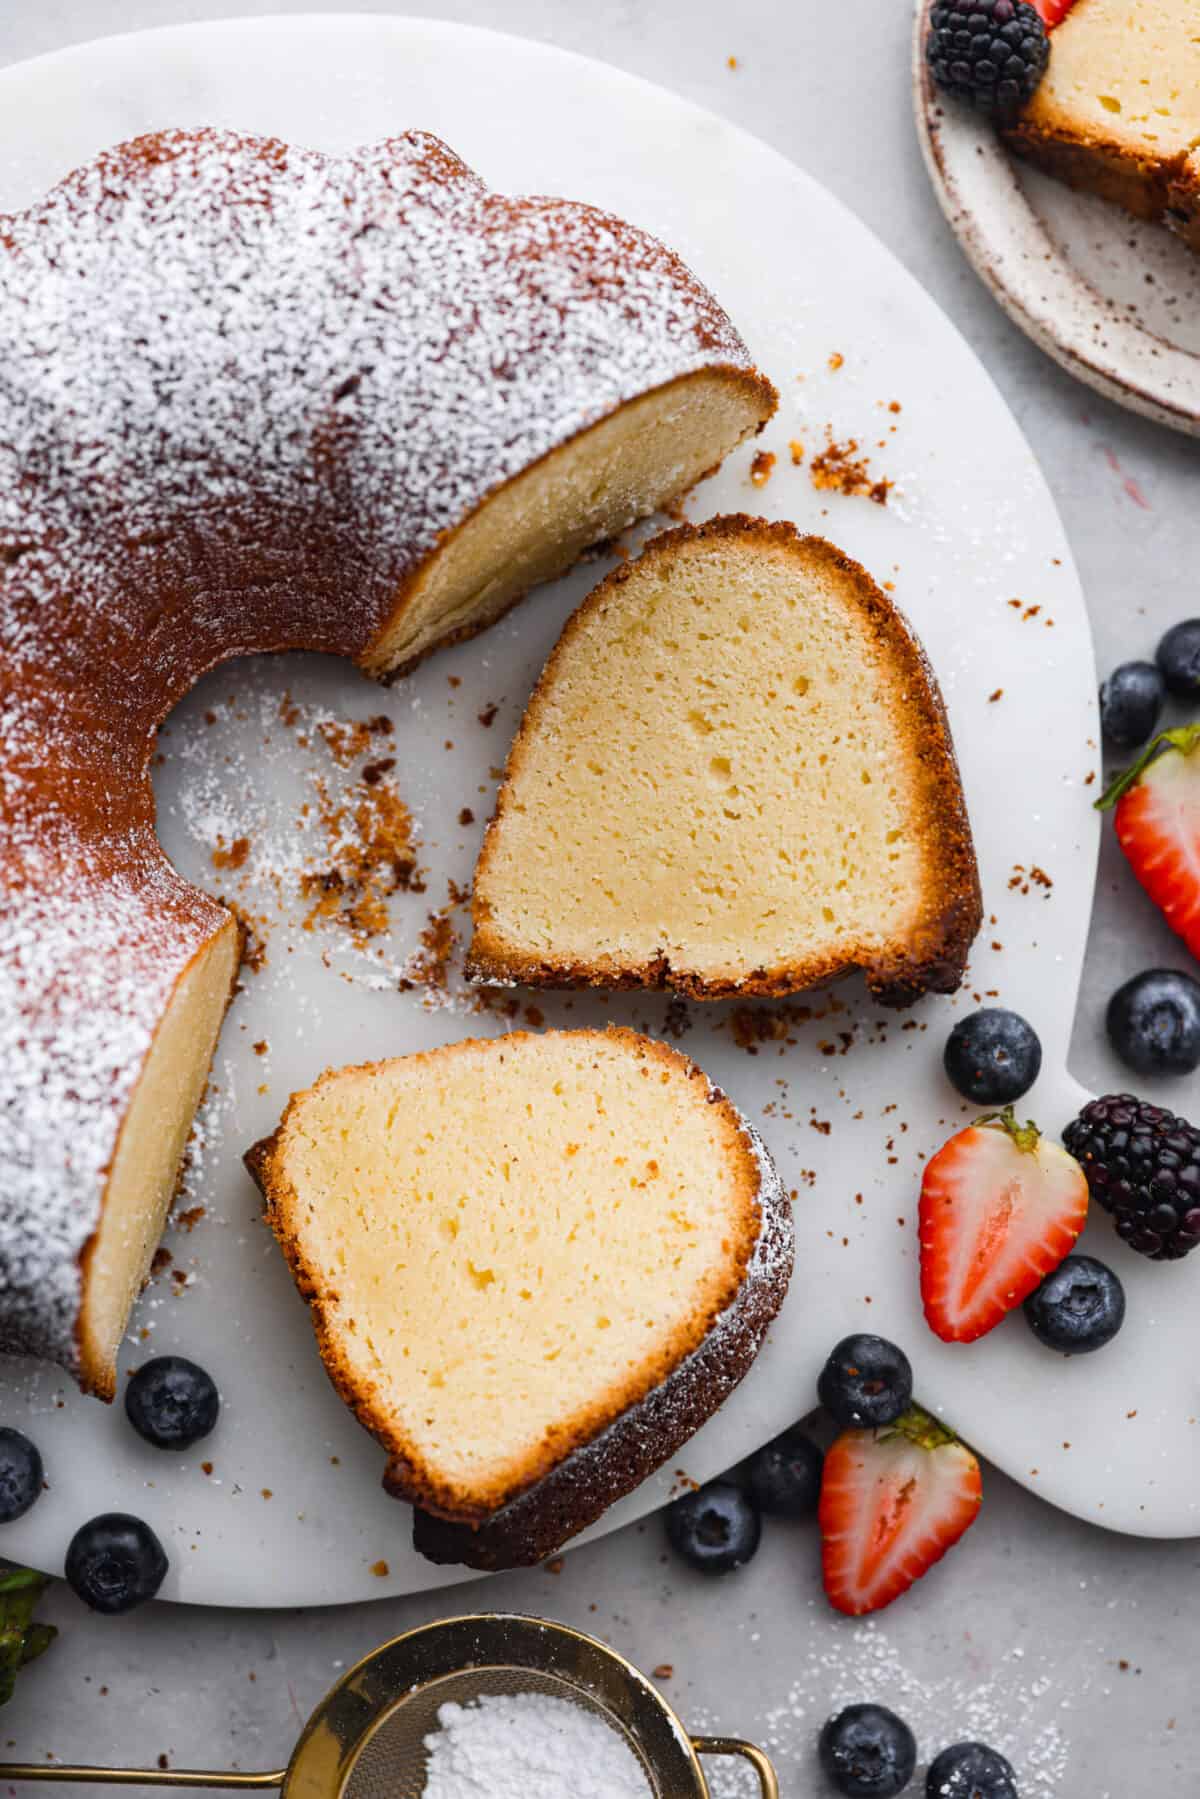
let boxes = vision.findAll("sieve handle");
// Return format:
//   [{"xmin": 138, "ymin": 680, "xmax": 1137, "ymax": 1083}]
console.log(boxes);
[
  {"xmin": 692, "ymin": 1736, "xmax": 779, "ymax": 1798},
  {"xmin": 0, "ymin": 1766, "xmax": 285, "ymax": 1789}
]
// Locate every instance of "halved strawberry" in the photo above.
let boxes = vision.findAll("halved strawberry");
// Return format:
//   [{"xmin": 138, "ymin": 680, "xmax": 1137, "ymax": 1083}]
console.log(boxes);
[
  {"xmin": 1099, "ymin": 726, "xmax": 1200, "ymax": 963},
  {"xmin": 819, "ymin": 1406, "xmax": 982, "ymax": 1616},
  {"xmin": 920, "ymin": 1108, "xmax": 1087, "ymax": 1342},
  {"xmin": 1030, "ymin": 0, "xmax": 1078, "ymax": 26}
]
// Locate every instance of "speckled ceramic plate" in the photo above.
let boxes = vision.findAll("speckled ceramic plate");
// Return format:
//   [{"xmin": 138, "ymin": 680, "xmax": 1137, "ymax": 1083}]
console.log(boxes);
[
  {"xmin": 0, "ymin": 14, "xmax": 1190, "ymax": 1611},
  {"xmin": 913, "ymin": 0, "xmax": 1200, "ymax": 436}
]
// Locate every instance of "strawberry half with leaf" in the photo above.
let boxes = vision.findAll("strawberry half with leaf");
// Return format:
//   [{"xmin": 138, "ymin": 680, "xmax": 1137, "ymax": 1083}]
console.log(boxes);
[
  {"xmin": 1099, "ymin": 725, "xmax": 1200, "ymax": 962},
  {"xmin": 920, "ymin": 1108, "xmax": 1087, "ymax": 1342},
  {"xmin": 819, "ymin": 1406, "xmax": 982, "ymax": 1616}
]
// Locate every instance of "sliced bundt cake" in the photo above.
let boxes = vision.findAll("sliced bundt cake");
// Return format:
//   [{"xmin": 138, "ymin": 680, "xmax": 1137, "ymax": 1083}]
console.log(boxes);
[
  {"xmin": 246, "ymin": 1027, "xmax": 791, "ymax": 1568},
  {"xmin": 0, "ymin": 127, "xmax": 775, "ymax": 1397},
  {"xmin": 468, "ymin": 517, "xmax": 981, "ymax": 1007}
]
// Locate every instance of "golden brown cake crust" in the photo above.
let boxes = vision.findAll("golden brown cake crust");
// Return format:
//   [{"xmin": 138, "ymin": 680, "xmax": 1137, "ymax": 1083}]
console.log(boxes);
[
  {"xmin": 1004, "ymin": 118, "xmax": 1172, "ymax": 222},
  {"xmin": 468, "ymin": 516, "xmax": 982, "ymax": 1009},
  {"xmin": 244, "ymin": 1026, "xmax": 792, "ymax": 1561}
]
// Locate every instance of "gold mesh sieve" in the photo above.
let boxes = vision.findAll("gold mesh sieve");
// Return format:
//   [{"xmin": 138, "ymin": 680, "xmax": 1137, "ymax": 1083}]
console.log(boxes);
[{"xmin": 0, "ymin": 1614, "xmax": 777, "ymax": 1799}]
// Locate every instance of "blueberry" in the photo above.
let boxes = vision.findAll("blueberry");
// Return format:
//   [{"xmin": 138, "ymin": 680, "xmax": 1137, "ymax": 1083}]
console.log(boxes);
[
  {"xmin": 664, "ymin": 1480, "xmax": 760, "ymax": 1574},
  {"xmin": 818, "ymin": 1335, "xmax": 912, "ymax": 1430},
  {"xmin": 65, "ymin": 1513, "xmax": 168, "ymax": 1614},
  {"xmin": 125, "ymin": 1356, "xmax": 219, "ymax": 1450},
  {"xmin": 819, "ymin": 1703, "xmax": 917, "ymax": 1797},
  {"xmin": 1106, "ymin": 969, "xmax": 1200, "ymax": 1077},
  {"xmin": 0, "ymin": 1429, "xmax": 43, "ymax": 1523},
  {"xmin": 1098, "ymin": 660, "xmax": 1164, "ymax": 747},
  {"xmin": 943, "ymin": 1009, "xmax": 1042, "ymax": 1105},
  {"xmin": 1156, "ymin": 618, "xmax": 1200, "ymax": 699},
  {"xmin": 1024, "ymin": 1255, "xmax": 1125, "ymax": 1355},
  {"xmin": 746, "ymin": 1425, "xmax": 823, "ymax": 1518},
  {"xmin": 926, "ymin": 1741, "xmax": 1018, "ymax": 1797}
]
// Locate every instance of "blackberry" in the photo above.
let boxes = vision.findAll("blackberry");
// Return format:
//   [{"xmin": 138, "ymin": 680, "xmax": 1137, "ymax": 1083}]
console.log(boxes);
[
  {"xmin": 1063, "ymin": 1094, "xmax": 1200, "ymax": 1260},
  {"xmin": 927, "ymin": 0, "xmax": 1049, "ymax": 121}
]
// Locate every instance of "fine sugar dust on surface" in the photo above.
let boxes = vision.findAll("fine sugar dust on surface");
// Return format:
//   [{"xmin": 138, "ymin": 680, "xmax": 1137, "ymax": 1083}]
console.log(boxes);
[{"xmin": 421, "ymin": 1691, "xmax": 652, "ymax": 1799}]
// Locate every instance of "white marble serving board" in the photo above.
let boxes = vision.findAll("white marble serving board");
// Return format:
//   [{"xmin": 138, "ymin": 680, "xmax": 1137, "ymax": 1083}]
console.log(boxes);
[
  {"xmin": 0, "ymin": 14, "xmax": 1189, "ymax": 1610},
  {"xmin": 912, "ymin": 0, "xmax": 1200, "ymax": 436}
]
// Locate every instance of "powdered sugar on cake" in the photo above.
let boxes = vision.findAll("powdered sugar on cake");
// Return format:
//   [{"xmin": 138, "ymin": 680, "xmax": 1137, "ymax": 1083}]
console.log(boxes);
[{"xmin": 0, "ymin": 127, "xmax": 756, "ymax": 1383}]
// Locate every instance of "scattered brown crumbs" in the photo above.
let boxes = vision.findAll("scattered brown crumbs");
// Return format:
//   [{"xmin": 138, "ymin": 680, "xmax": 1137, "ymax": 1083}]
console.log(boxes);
[
  {"xmin": 371, "ymin": 1560, "xmax": 389, "ymax": 1578},
  {"xmin": 150, "ymin": 1247, "xmax": 172, "ymax": 1277},
  {"xmin": 653, "ymin": 1665, "xmax": 674, "ymax": 1680},
  {"xmin": 201, "ymin": 1462, "xmax": 213, "ymax": 1476},
  {"xmin": 828, "ymin": 351, "xmax": 844, "ymax": 371},
  {"xmin": 727, "ymin": 54, "xmax": 738, "ymax": 68},
  {"xmin": 331, "ymin": 1455, "xmax": 341, "ymax": 1464},
  {"xmin": 809, "ymin": 431, "xmax": 892, "ymax": 505},
  {"xmin": 749, "ymin": 449, "xmax": 776, "ymax": 487},
  {"xmin": 1085, "ymin": 770, "xmax": 1096, "ymax": 785},
  {"xmin": 212, "ymin": 835, "xmax": 250, "ymax": 871},
  {"xmin": 1008, "ymin": 863, "xmax": 1053, "ymax": 897},
  {"xmin": 888, "ymin": 400, "xmax": 901, "ymax": 413},
  {"xmin": 204, "ymin": 709, "xmax": 217, "ymax": 726},
  {"xmin": 158, "ymin": 1756, "xmax": 169, "ymax": 1771},
  {"xmin": 810, "ymin": 1118, "xmax": 831, "ymax": 1136},
  {"xmin": 229, "ymin": 902, "xmax": 267, "ymax": 973},
  {"xmin": 252, "ymin": 1040, "xmax": 268, "ymax": 1056},
  {"xmin": 1127, "ymin": 1410, "xmax": 1137, "ymax": 1419},
  {"xmin": 361, "ymin": 757, "xmax": 395, "ymax": 787},
  {"xmin": 988, "ymin": 688, "xmax": 1004, "ymax": 703},
  {"xmin": 299, "ymin": 765, "xmax": 425, "ymax": 944},
  {"xmin": 478, "ymin": 703, "xmax": 499, "ymax": 728},
  {"xmin": 447, "ymin": 675, "xmax": 461, "ymax": 689},
  {"xmin": 399, "ymin": 879, "xmax": 471, "ymax": 998},
  {"xmin": 175, "ymin": 1204, "xmax": 206, "ymax": 1232},
  {"xmin": 544, "ymin": 1557, "xmax": 565, "ymax": 1575},
  {"xmin": 788, "ymin": 438, "xmax": 805, "ymax": 465},
  {"xmin": 261, "ymin": 1489, "xmax": 273, "ymax": 1500},
  {"xmin": 458, "ymin": 807, "xmax": 475, "ymax": 827}
]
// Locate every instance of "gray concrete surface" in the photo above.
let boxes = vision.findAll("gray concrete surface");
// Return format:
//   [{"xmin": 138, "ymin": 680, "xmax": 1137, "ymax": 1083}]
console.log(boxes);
[{"xmin": 0, "ymin": 2, "xmax": 1197, "ymax": 1793}]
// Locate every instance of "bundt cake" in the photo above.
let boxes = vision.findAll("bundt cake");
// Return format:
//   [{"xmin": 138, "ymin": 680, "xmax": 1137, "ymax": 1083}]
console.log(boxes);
[
  {"xmin": 245, "ymin": 1027, "xmax": 792, "ymax": 1570},
  {"xmin": 1006, "ymin": 0, "xmax": 1200, "ymax": 246},
  {"xmin": 0, "ymin": 128, "xmax": 776, "ymax": 1399},
  {"xmin": 468, "ymin": 517, "xmax": 981, "ymax": 1006}
]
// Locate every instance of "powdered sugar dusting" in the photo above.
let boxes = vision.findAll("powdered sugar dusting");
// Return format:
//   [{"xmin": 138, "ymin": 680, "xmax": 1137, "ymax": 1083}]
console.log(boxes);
[
  {"xmin": 0, "ymin": 125, "xmax": 754, "ymax": 1382},
  {"xmin": 693, "ymin": 1617, "xmax": 1084, "ymax": 1796}
]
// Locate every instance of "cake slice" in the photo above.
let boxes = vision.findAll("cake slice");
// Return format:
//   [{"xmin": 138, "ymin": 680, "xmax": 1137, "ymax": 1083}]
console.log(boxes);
[
  {"xmin": 1006, "ymin": 0, "xmax": 1200, "ymax": 235},
  {"xmin": 246, "ymin": 1027, "xmax": 791, "ymax": 1569},
  {"xmin": 467, "ymin": 517, "xmax": 981, "ymax": 1008}
]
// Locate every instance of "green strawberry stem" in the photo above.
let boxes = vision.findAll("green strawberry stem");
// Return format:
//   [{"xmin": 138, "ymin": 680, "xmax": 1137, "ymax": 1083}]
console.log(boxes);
[
  {"xmin": 0, "ymin": 1566, "xmax": 56, "ymax": 1706},
  {"xmin": 884, "ymin": 1404, "xmax": 961, "ymax": 1453},
  {"xmin": 973, "ymin": 1105, "xmax": 1040, "ymax": 1154},
  {"xmin": 1096, "ymin": 723, "xmax": 1200, "ymax": 812}
]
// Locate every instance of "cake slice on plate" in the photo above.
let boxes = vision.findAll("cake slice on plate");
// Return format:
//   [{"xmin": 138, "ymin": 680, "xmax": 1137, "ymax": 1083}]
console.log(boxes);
[
  {"xmin": 246, "ymin": 1027, "xmax": 791, "ymax": 1569},
  {"xmin": 468, "ymin": 516, "xmax": 981, "ymax": 1008},
  {"xmin": 1006, "ymin": 0, "xmax": 1200, "ymax": 243}
]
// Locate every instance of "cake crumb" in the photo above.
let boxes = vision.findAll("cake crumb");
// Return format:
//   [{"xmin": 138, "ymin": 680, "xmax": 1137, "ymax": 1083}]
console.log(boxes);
[
  {"xmin": 749, "ymin": 449, "xmax": 776, "ymax": 487},
  {"xmin": 810, "ymin": 431, "xmax": 892, "ymax": 505}
]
